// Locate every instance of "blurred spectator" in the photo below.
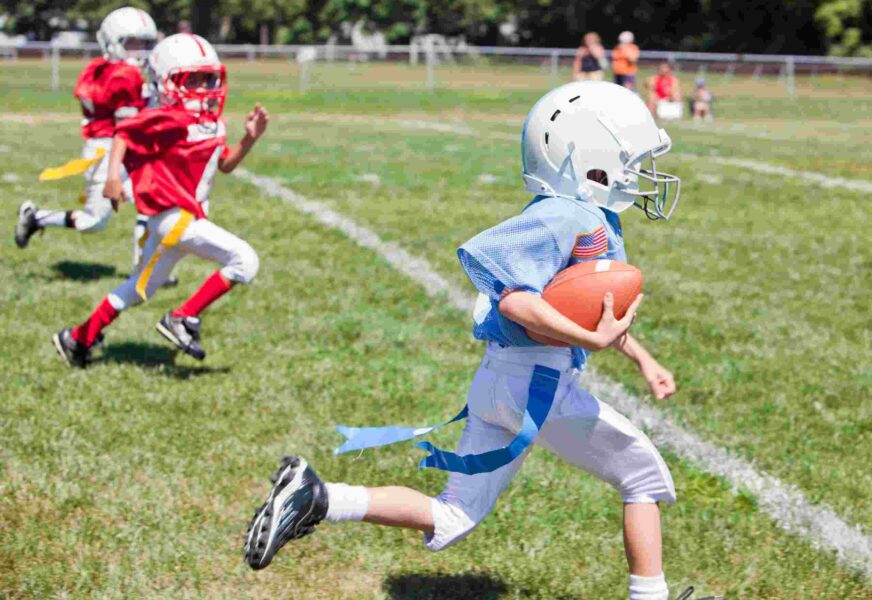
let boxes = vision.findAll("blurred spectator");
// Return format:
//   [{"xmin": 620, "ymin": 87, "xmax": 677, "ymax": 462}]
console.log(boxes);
[
  {"xmin": 573, "ymin": 32, "xmax": 606, "ymax": 81},
  {"xmin": 177, "ymin": 20, "xmax": 192, "ymax": 34},
  {"xmin": 692, "ymin": 78, "xmax": 714, "ymax": 121},
  {"xmin": 611, "ymin": 31, "xmax": 640, "ymax": 90},
  {"xmin": 646, "ymin": 62, "xmax": 682, "ymax": 115}
]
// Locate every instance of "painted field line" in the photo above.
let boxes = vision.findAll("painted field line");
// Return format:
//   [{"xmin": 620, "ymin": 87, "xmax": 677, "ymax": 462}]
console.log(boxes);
[
  {"xmin": 397, "ymin": 119, "xmax": 872, "ymax": 194},
  {"xmin": 677, "ymin": 155, "xmax": 872, "ymax": 194},
  {"xmin": 234, "ymin": 168, "xmax": 872, "ymax": 578}
]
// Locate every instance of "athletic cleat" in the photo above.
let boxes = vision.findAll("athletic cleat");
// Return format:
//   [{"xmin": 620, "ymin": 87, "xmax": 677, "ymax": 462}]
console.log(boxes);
[
  {"xmin": 52, "ymin": 327, "xmax": 92, "ymax": 369},
  {"xmin": 243, "ymin": 456, "xmax": 328, "ymax": 570},
  {"xmin": 15, "ymin": 201, "xmax": 41, "ymax": 249},
  {"xmin": 155, "ymin": 312, "xmax": 206, "ymax": 360},
  {"xmin": 675, "ymin": 587, "xmax": 724, "ymax": 600}
]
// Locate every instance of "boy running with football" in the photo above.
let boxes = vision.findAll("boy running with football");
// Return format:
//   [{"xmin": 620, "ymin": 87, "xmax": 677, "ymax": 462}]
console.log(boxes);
[
  {"xmin": 52, "ymin": 33, "xmax": 268, "ymax": 368},
  {"xmin": 243, "ymin": 81, "xmax": 691, "ymax": 599},
  {"xmin": 15, "ymin": 6, "xmax": 156, "ymax": 270}
]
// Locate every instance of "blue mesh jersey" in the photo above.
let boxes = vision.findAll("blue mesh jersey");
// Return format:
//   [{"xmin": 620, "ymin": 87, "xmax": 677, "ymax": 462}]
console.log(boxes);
[{"xmin": 457, "ymin": 195, "xmax": 628, "ymax": 369}]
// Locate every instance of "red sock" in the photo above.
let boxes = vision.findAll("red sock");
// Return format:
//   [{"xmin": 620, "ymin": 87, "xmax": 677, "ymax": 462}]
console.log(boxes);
[
  {"xmin": 72, "ymin": 297, "xmax": 119, "ymax": 347},
  {"xmin": 172, "ymin": 270, "xmax": 233, "ymax": 318}
]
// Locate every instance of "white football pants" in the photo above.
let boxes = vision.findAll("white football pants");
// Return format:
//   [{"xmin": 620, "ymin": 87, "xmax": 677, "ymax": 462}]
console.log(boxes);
[
  {"xmin": 76, "ymin": 137, "xmax": 134, "ymax": 233},
  {"xmin": 426, "ymin": 343, "xmax": 676, "ymax": 552},
  {"xmin": 107, "ymin": 207, "xmax": 259, "ymax": 311}
]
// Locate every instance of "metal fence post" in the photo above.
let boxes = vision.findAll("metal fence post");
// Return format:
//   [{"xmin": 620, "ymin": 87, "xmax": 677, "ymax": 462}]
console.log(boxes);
[
  {"xmin": 550, "ymin": 50, "xmax": 559, "ymax": 87},
  {"xmin": 51, "ymin": 45, "xmax": 60, "ymax": 91},
  {"xmin": 786, "ymin": 56, "xmax": 796, "ymax": 97},
  {"xmin": 425, "ymin": 37, "xmax": 435, "ymax": 91}
]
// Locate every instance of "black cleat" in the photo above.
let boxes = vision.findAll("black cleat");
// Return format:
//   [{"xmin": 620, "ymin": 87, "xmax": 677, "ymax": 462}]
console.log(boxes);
[
  {"xmin": 244, "ymin": 456, "xmax": 329, "ymax": 570},
  {"xmin": 675, "ymin": 587, "xmax": 724, "ymax": 600},
  {"xmin": 52, "ymin": 327, "xmax": 91, "ymax": 369},
  {"xmin": 15, "ymin": 201, "xmax": 41, "ymax": 249},
  {"xmin": 155, "ymin": 312, "xmax": 206, "ymax": 360}
]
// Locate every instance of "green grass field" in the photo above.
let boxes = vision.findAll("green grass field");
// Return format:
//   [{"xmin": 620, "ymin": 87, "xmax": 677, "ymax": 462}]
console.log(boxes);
[{"xmin": 1, "ymin": 58, "xmax": 870, "ymax": 599}]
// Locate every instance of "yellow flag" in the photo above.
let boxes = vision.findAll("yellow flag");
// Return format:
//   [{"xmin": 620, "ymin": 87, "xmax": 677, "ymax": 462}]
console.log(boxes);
[{"xmin": 38, "ymin": 147, "xmax": 106, "ymax": 181}]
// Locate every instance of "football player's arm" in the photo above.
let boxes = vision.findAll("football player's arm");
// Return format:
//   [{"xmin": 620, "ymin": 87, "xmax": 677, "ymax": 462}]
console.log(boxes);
[
  {"xmin": 102, "ymin": 136, "xmax": 128, "ymax": 210},
  {"xmin": 219, "ymin": 103, "xmax": 269, "ymax": 173},
  {"xmin": 612, "ymin": 333, "xmax": 676, "ymax": 400},
  {"xmin": 499, "ymin": 290, "xmax": 643, "ymax": 352}
]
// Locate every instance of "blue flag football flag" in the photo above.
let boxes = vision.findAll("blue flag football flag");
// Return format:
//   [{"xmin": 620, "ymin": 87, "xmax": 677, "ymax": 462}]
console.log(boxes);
[{"xmin": 333, "ymin": 365, "xmax": 561, "ymax": 475}]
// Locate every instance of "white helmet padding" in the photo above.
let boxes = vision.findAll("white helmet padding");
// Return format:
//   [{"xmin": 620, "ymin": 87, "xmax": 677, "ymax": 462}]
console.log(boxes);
[{"xmin": 522, "ymin": 81, "xmax": 680, "ymax": 220}]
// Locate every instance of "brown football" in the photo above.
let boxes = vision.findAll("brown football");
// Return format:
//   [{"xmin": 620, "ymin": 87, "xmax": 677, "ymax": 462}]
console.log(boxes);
[{"xmin": 526, "ymin": 260, "xmax": 643, "ymax": 347}]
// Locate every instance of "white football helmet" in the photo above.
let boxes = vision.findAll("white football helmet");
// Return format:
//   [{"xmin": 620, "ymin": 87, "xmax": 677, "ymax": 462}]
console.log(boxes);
[
  {"xmin": 96, "ymin": 7, "xmax": 158, "ymax": 65},
  {"xmin": 522, "ymin": 81, "xmax": 680, "ymax": 220},
  {"xmin": 147, "ymin": 34, "xmax": 227, "ymax": 119}
]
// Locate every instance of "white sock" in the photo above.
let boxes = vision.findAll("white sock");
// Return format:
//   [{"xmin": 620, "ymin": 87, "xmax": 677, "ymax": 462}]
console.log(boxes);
[
  {"xmin": 35, "ymin": 209, "xmax": 69, "ymax": 228},
  {"xmin": 629, "ymin": 573, "xmax": 668, "ymax": 600},
  {"xmin": 324, "ymin": 483, "xmax": 369, "ymax": 522}
]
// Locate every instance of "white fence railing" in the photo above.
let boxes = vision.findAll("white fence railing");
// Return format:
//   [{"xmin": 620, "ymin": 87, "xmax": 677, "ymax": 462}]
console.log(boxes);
[{"xmin": 5, "ymin": 41, "xmax": 872, "ymax": 96}]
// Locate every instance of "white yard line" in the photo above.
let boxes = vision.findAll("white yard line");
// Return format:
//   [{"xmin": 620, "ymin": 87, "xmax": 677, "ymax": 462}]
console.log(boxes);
[
  {"xmin": 675, "ymin": 154, "xmax": 872, "ymax": 194},
  {"xmin": 397, "ymin": 119, "xmax": 872, "ymax": 194},
  {"xmin": 235, "ymin": 167, "xmax": 872, "ymax": 578}
]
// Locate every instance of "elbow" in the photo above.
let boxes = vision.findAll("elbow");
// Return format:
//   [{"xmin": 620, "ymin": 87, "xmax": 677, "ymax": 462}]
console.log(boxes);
[
  {"xmin": 218, "ymin": 162, "xmax": 233, "ymax": 174},
  {"xmin": 497, "ymin": 290, "xmax": 528, "ymax": 322}
]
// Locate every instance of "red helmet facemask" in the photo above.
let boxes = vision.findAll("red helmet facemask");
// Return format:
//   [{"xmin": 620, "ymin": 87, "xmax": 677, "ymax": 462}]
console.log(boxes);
[{"xmin": 163, "ymin": 65, "xmax": 227, "ymax": 120}]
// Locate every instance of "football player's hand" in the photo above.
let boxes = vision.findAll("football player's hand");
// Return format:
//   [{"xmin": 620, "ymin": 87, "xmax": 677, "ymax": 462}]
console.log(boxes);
[
  {"xmin": 592, "ymin": 292, "xmax": 643, "ymax": 351},
  {"xmin": 639, "ymin": 358, "xmax": 676, "ymax": 400},
  {"xmin": 245, "ymin": 103, "xmax": 269, "ymax": 140},
  {"xmin": 103, "ymin": 177, "xmax": 124, "ymax": 211}
]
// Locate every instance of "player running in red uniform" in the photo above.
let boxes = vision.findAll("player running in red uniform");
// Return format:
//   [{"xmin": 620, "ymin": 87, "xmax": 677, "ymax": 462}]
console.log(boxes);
[
  {"xmin": 52, "ymin": 33, "xmax": 269, "ymax": 368},
  {"xmin": 15, "ymin": 6, "xmax": 156, "ymax": 266}
]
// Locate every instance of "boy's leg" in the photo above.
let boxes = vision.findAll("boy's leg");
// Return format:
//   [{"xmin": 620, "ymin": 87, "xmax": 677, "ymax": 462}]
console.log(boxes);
[
  {"xmin": 154, "ymin": 217, "xmax": 259, "ymax": 359},
  {"xmin": 245, "ymin": 367, "xmax": 528, "ymax": 569},
  {"xmin": 533, "ymin": 384, "xmax": 675, "ymax": 599},
  {"xmin": 171, "ymin": 218, "xmax": 259, "ymax": 317},
  {"xmin": 52, "ymin": 216, "xmax": 182, "ymax": 368}
]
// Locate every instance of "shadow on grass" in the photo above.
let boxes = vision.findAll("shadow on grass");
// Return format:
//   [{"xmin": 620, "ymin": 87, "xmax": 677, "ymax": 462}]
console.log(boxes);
[
  {"xmin": 383, "ymin": 574, "xmax": 509, "ymax": 600},
  {"xmin": 51, "ymin": 260, "xmax": 120, "ymax": 282},
  {"xmin": 100, "ymin": 341, "xmax": 230, "ymax": 379}
]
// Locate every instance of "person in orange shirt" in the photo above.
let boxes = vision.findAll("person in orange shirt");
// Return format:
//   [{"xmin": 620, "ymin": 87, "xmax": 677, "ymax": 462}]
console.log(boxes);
[{"xmin": 612, "ymin": 30, "xmax": 640, "ymax": 90}]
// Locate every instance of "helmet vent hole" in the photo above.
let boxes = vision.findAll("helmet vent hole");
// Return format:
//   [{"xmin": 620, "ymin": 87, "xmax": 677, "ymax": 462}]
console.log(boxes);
[
  {"xmin": 550, "ymin": 110, "xmax": 561, "ymax": 122},
  {"xmin": 544, "ymin": 132, "xmax": 549, "ymax": 145},
  {"xmin": 568, "ymin": 96, "xmax": 580, "ymax": 103},
  {"xmin": 587, "ymin": 170, "xmax": 608, "ymax": 185}
]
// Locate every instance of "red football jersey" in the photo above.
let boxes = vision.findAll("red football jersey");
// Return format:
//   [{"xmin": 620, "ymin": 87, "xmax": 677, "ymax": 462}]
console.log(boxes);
[
  {"xmin": 117, "ymin": 108, "xmax": 228, "ymax": 219},
  {"xmin": 74, "ymin": 58, "xmax": 146, "ymax": 139}
]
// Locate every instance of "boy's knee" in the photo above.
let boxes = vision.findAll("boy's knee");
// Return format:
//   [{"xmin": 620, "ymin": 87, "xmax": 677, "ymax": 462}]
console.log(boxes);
[
  {"xmin": 618, "ymin": 458, "xmax": 676, "ymax": 506},
  {"xmin": 424, "ymin": 496, "xmax": 483, "ymax": 552},
  {"xmin": 107, "ymin": 286, "xmax": 141, "ymax": 312},
  {"xmin": 76, "ymin": 210, "xmax": 111, "ymax": 234},
  {"xmin": 222, "ymin": 243, "xmax": 259, "ymax": 285}
]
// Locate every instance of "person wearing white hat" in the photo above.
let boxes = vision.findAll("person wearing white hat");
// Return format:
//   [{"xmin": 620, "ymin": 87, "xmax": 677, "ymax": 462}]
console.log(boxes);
[{"xmin": 612, "ymin": 30, "xmax": 640, "ymax": 90}]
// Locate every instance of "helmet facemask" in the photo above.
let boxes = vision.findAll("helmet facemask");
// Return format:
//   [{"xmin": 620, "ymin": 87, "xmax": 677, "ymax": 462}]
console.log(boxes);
[
  {"xmin": 160, "ymin": 66, "xmax": 227, "ymax": 120},
  {"xmin": 120, "ymin": 36, "xmax": 157, "ymax": 66},
  {"xmin": 619, "ymin": 148, "xmax": 680, "ymax": 221}
]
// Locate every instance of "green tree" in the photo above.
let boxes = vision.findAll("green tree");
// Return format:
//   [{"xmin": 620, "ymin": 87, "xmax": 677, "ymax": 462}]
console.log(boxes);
[{"xmin": 815, "ymin": 0, "xmax": 872, "ymax": 56}]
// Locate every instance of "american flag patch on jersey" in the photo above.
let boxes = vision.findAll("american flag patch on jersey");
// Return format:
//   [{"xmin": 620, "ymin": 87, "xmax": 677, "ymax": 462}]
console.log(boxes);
[{"xmin": 572, "ymin": 226, "xmax": 608, "ymax": 258}]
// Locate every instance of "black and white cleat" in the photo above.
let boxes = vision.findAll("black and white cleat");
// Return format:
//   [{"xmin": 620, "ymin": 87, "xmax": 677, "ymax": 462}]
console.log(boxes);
[
  {"xmin": 52, "ymin": 327, "xmax": 91, "ymax": 369},
  {"xmin": 244, "ymin": 456, "xmax": 329, "ymax": 570},
  {"xmin": 15, "ymin": 201, "xmax": 41, "ymax": 249},
  {"xmin": 155, "ymin": 312, "xmax": 206, "ymax": 360}
]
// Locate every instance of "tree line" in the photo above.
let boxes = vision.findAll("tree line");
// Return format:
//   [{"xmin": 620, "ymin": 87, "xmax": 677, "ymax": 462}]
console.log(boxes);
[{"xmin": 2, "ymin": 0, "xmax": 870, "ymax": 56}]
